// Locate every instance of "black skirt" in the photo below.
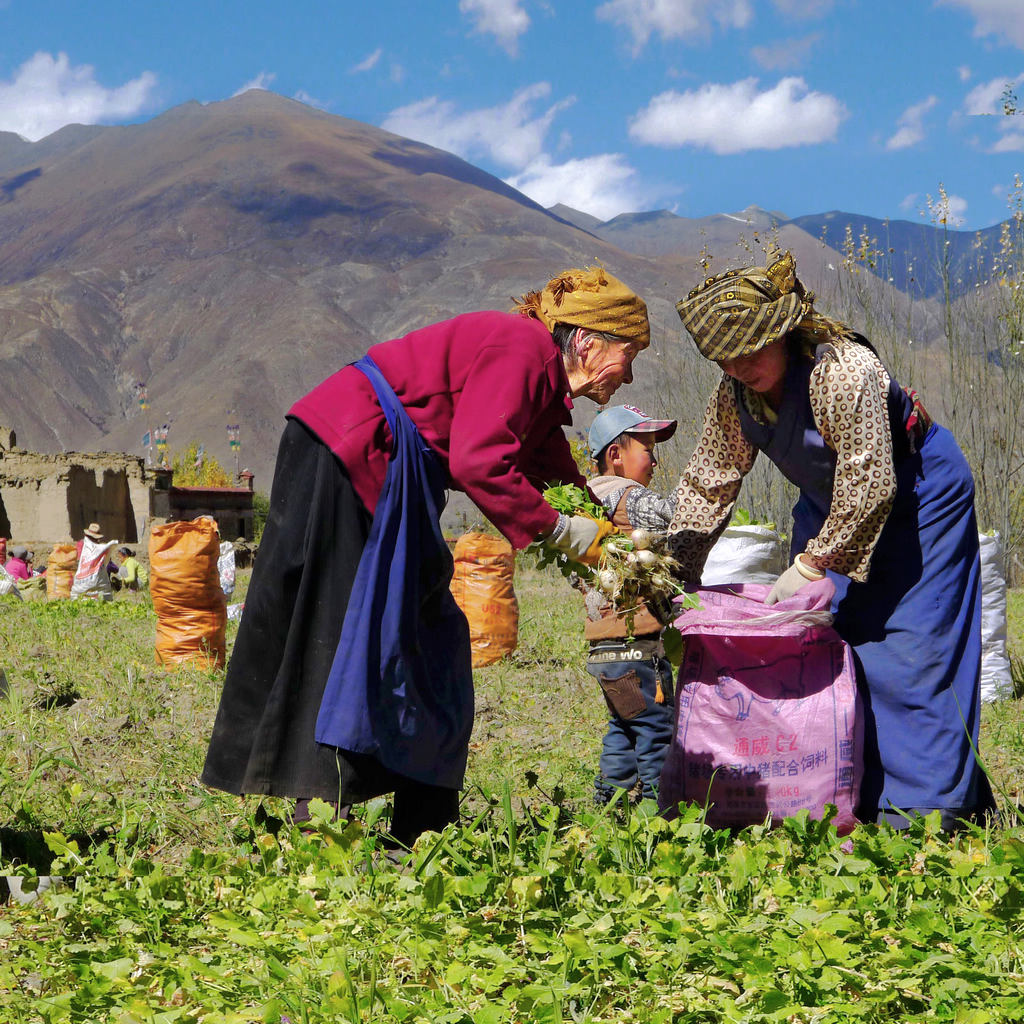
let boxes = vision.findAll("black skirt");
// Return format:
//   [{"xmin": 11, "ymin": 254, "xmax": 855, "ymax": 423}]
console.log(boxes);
[{"xmin": 201, "ymin": 419, "xmax": 408, "ymax": 804}]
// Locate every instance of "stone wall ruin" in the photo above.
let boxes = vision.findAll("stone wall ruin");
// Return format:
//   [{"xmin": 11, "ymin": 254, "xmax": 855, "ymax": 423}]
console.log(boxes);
[{"xmin": 0, "ymin": 426, "xmax": 149, "ymax": 544}]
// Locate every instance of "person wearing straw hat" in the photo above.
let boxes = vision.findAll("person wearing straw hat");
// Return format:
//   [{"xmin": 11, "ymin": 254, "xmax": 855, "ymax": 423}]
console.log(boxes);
[
  {"xmin": 76, "ymin": 522, "xmax": 104, "ymax": 560},
  {"xmin": 201, "ymin": 266, "xmax": 649, "ymax": 846},
  {"xmin": 668, "ymin": 250, "xmax": 995, "ymax": 831}
]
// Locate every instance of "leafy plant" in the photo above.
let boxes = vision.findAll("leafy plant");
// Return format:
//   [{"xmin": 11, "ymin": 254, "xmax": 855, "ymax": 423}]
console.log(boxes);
[
  {"xmin": 533, "ymin": 484, "xmax": 698, "ymax": 640},
  {"xmin": 2, "ymin": 565, "xmax": 1024, "ymax": 1022},
  {"xmin": 541, "ymin": 482, "xmax": 606, "ymax": 521},
  {"xmin": 730, "ymin": 506, "xmax": 776, "ymax": 530}
]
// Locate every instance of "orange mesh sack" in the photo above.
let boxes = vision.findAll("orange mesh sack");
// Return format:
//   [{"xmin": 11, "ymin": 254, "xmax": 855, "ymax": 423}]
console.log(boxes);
[
  {"xmin": 46, "ymin": 543, "xmax": 79, "ymax": 600},
  {"xmin": 150, "ymin": 518, "xmax": 227, "ymax": 670},
  {"xmin": 450, "ymin": 532, "xmax": 519, "ymax": 667}
]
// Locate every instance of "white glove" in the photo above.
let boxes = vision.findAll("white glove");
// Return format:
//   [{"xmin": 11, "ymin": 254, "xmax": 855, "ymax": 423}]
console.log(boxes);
[
  {"xmin": 765, "ymin": 554, "xmax": 824, "ymax": 606},
  {"xmin": 548, "ymin": 515, "xmax": 614, "ymax": 566}
]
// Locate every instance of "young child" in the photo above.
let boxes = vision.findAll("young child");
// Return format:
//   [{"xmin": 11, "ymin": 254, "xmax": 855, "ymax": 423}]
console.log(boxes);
[{"xmin": 583, "ymin": 405, "xmax": 678, "ymax": 805}]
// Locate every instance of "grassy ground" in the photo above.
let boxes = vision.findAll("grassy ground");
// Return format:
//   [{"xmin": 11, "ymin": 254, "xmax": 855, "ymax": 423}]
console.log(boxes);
[
  {"xmin": 1, "ymin": 562, "xmax": 1023, "ymax": 1021},
  {"xmin": 0, "ymin": 561, "xmax": 616, "ymax": 869},
  {"xmin": 986, "ymin": 588, "xmax": 1024, "ymax": 806},
  {"xmin": 2, "ymin": 561, "xmax": 1022, "ymax": 864}
]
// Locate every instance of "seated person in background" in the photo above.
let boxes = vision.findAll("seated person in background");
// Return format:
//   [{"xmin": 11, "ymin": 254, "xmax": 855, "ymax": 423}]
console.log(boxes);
[
  {"xmin": 581, "ymin": 404, "xmax": 678, "ymax": 806},
  {"xmin": 4, "ymin": 545, "xmax": 32, "ymax": 581},
  {"xmin": 114, "ymin": 547, "xmax": 149, "ymax": 591}
]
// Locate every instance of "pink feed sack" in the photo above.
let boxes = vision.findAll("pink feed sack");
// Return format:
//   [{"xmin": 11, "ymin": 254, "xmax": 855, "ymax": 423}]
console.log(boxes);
[{"xmin": 659, "ymin": 581, "xmax": 863, "ymax": 833}]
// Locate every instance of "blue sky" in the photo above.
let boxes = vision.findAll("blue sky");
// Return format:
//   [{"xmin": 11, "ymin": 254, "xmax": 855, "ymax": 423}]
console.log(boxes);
[{"xmin": 2, "ymin": 0, "xmax": 1024, "ymax": 229}]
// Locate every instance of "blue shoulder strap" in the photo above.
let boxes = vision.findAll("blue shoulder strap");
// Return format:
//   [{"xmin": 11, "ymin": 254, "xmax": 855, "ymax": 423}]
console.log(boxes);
[{"xmin": 315, "ymin": 355, "xmax": 473, "ymax": 789}]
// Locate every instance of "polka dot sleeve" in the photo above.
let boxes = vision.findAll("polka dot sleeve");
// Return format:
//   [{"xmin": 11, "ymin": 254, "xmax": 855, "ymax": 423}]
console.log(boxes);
[
  {"xmin": 667, "ymin": 375, "xmax": 758, "ymax": 579},
  {"xmin": 806, "ymin": 341, "xmax": 897, "ymax": 581}
]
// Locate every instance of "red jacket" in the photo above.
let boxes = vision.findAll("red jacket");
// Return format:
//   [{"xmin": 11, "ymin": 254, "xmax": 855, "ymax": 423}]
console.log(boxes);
[
  {"xmin": 4, "ymin": 557, "xmax": 30, "ymax": 580},
  {"xmin": 289, "ymin": 311, "xmax": 586, "ymax": 549}
]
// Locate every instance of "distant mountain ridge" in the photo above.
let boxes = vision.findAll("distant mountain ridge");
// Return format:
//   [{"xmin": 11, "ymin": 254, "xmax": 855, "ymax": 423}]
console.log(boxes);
[
  {"xmin": 0, "ymin": 92, "xmax": 712, "ymax": 484},
  {"xmin": 551, "ymin": 203, "xmax": 1013, "ymax": 300},
  {"xmin": 0, "ymin": 90, "xmax": 957, "ymax": 489}
]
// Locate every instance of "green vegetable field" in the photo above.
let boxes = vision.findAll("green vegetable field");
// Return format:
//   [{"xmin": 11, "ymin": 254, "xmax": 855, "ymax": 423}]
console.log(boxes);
[{"xmin": 1, "ymin": 566, "xmax": 1023, "ymax": 1023}]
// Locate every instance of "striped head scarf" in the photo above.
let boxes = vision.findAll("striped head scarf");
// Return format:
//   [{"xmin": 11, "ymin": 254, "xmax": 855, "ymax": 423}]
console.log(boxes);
[
  {"xmin": 516, "ymin": 266, "xmax": 650, "ymax": 349},
  {"xmin": 676, "ymin": 251, "xmax": 824, "ymax": 362}
]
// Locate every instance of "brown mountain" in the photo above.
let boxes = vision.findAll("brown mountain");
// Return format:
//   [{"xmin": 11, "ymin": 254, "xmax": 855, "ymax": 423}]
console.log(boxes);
[{"xmin": 0, "ymin": 90, "xmax": 883, "ymax": 489}]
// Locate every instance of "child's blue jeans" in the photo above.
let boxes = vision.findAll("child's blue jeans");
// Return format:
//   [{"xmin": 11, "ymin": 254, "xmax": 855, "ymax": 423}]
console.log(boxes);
[{"xmin": 586, "ymin": 639, "xmax": 675, "ymax": 804}]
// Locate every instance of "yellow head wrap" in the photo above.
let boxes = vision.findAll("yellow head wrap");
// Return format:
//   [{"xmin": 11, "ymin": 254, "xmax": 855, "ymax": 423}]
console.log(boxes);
[{"xmin": 515, "ymin": 266, "xmax": 650, "ymax": 349}]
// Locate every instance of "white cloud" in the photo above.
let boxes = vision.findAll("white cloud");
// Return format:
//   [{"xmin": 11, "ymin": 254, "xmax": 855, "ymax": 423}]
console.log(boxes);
[
  {"xmin": 0, "ymin": 51, "xmax": 156, "ymax": 141},
  {"xmin": 923, "ymin": 189, "xmax": 968, "ymax": 225},
  {"xmin": 294, "ymin": 89, "xmax": 328, "ymax": 110},
  {"xmin": 459, "ymin": 0, "xmax": 530, "ymax": 55},
  {"xmin": 381, "ymin": 80, "xmax": 649, "ymax": 219},
  {"xmin": 629, "ymin": 77, "xmax": 845, "ymax": 154},
  {"xmin": 596, "ymin": 0, "xmax": 752, "ymax": 52},
  {"xmin": 961, "ymin": 73, "xmax": 1024, "ymax": 150},
  {"xmin": 350, "ymin": 49, "xmax": 382, "ymax": 74},
  {"xmin": 234, "ymin": 71, "xmax": 276, "ymax": 95},
  {"xmin": 943, "ymin": 193, "xmax": 968, "ymax": 225},
  {"xmin": 958, "ymin": 65, "xmax": 972, "ymax": 82},
  {"xmin": 751, "ymin": 34, "xmax": 820, "ymax": 71},
  {"xmin": 992, "ymin": 131, "xmax": 1024, "ymax": 151},
  {"xmin": 940, "ymin": 0, "xmax": 1024, "ymax": 49},
  {"xmin": 900, "ymin": 193, "xmax": 919, "ymax": 212},
  {"xmin": 771, "ymin": 0, "xmax": 832, "ymax": 16},
  {"xmin": 505, "ymin": 153, "xmax": 649, "ymax": 220},
  {"xmin": 886, "ymin": 95, "xmax": 938, "ymax": 150},
  {"xmin": 382, "ymin": 83, "xmax": 573, "ymax": 170},
  {"xmin": 963, "ymin": 73, "xmax": 1024, "ymax": 114}
]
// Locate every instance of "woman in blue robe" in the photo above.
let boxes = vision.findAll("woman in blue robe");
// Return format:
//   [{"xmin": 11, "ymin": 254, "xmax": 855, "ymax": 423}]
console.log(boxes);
[{"xmin": 667, "ymin": 251, "xmax": 995, "ymax": 829}]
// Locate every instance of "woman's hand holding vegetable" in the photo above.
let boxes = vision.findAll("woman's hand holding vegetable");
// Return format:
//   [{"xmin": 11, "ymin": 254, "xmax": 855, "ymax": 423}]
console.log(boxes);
[{"xmin": 548, "ymin": 514, "xmax": 616, "ymax": 566}]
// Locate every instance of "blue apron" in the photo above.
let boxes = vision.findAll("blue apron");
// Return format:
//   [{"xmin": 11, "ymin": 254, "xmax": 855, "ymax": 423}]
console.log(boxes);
[
  {"xmin": 315, "ymin": 355, "xmax": 473, "ymax": 790},
  {"xmin": 736, "ymin": 343, "xmax": 992, "ymax": 826}
]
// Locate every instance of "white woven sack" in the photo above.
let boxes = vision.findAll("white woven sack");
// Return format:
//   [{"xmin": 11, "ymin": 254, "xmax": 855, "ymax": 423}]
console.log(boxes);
[
  {"xmin": 218, "ymin": 541, "xmax": 236, "ymax": 597},
  {"xmin": 978, "ymin": 532, "xmax": 1013, "ymax": 703},
  {"xmin": 0, "ymin": 565, "xmax": 23, "ymax": 601},
  {"xmin": 700, "ymin": 524, "xmax": 788, "ymax": 586},
  {"xmin": 71, "ymin": 537, "xmax": 117, "ymax": 601}
]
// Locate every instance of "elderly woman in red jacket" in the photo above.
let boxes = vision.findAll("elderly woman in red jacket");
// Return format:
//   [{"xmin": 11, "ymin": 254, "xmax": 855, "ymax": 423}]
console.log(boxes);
[{"xmin": 202, "ymin": 267, "xmax": 650, "ymax": 845}]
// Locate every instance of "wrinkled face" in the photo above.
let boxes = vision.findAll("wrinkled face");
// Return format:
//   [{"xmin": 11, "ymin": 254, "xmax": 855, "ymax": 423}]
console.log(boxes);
[
  {"xmin": 717, "ymin": 339, "xmax": 789, "ymax": 395},
  {"xmin": 576, "ymin": 333, "xmax": 643, "ymax": 404},
  {"xmin": 613, "ymin": 434, "xmax": 657, "ymax": 487}
]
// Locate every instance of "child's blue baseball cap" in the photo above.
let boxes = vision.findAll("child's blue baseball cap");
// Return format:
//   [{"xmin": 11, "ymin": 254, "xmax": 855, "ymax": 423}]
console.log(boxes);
[{"xmin": 588, "ymin": 405, "xmax": 677, "ymax": 459}]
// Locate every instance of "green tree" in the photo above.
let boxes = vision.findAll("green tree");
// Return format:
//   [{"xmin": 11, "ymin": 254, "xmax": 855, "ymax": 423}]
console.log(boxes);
[{"xmin": 170, "ymin": 441, "xmax": 235, "ymax": 487}]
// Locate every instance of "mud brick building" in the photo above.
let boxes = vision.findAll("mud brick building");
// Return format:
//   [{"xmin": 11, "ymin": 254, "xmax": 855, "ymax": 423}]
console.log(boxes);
[
  {"xmin": 0, "ymin": 426, "xmax": 255, "ymax": 544},
  {"xmin": 0, "ymin": 427, "xmax": 150, "ymax": 543},
  {"xmin": 149, "ymin": 467, "xmax": 255, "ymax": 542}
]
